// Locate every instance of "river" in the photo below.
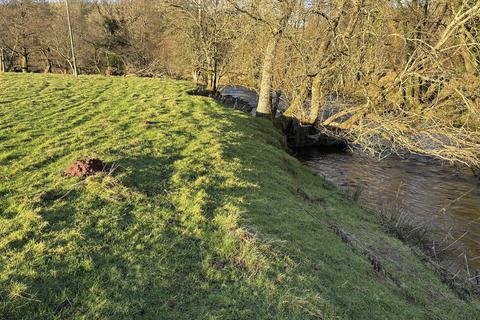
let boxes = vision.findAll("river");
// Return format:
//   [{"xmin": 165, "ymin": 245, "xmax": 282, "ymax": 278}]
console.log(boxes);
[
  {"xmin": 220, "ymin": 86, "xmax": 480, "ymax": 272},
  {"xmin": 295, "ymin": 148, "xmax": 480, "ymax": 271}
]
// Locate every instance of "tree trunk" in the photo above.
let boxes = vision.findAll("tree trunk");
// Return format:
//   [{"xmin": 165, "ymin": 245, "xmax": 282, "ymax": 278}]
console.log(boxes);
[
  {"xmin": 310, "ymin": 74, "xmax": 323, "ymax": 124},
  {"xmin": 192, "ymin": 68, "xmax": 201, "ymax": 86},
  {"xmin": 44, "ymin": 59, "xmax": 52, "ymax": 73},
  {"xmin": 21, "ymin": 48, "xmax": 28, "ymax": 73},
  {"xmin": 105, "ymin": 52, "xmax": 112, "ymax": 75},
  {"xmin": 205, "ymin": 58, "xmax": 219, "ymax": 93},
  {"xmin": 257, "ymin": 32, "xmax": 282, "ymax": 116},
  {"xmin": 283, "ymin": 76, "xmax": 312, "ymax": 121},
  {"xmin": 93, "ymin": 48, "xmax": 101, "ymax": 74},
  {"xmin": 43, "ymin": 49, "xmax": 52, "ymax": 73},
  {"xmin": 206, "ymin": 72, "xmax": 215, "ymax": 92},
  {"xmin": 0, "ymin": 48, "xmax": 5, "ymax": 73}
]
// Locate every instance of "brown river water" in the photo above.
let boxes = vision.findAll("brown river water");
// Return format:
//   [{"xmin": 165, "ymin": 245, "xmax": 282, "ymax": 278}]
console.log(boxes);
[
  {"xmin": 295, "ymin": 148, "xmax": 480, "ymax": 272},
  {"xmin": 220, "ymin": 86, "xmax": 480, "ymax": 272}
]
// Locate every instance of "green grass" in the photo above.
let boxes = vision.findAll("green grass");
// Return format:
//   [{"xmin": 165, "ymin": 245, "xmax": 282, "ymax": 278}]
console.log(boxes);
[{"xmin": 0, "ymin": 73, "xmax": 479, "ymax": 319}]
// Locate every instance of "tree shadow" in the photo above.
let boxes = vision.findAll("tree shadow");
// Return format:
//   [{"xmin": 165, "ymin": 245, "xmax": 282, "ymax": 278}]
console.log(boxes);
[{"xmin": 118, "ymin": 154, "xmax": 182, "ymax": 197}]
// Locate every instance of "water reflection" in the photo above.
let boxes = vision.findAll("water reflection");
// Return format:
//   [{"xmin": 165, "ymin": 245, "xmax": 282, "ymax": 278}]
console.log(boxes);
[{"xmin": 295, "ymin": 148, "xmax": 480, "ymax": 270}]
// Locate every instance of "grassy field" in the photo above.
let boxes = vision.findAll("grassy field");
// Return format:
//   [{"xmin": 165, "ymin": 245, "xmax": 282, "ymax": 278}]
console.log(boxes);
[{"xmin": 0, "ymin": 73, "xmax": 479, "ymax": 319}]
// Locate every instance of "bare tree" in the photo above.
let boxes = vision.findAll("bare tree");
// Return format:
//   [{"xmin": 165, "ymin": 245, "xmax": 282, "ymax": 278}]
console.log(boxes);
[
  {"xmin": 165, "ymin": 0, "xmax": 236, "ymax": 92},
  {"xmin": 228, "ymin": 0, "xmax": 299, "ymax": 115}
]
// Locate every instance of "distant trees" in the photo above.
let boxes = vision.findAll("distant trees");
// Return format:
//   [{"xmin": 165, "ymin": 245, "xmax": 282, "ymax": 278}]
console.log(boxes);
[
  {"xmin": 0, "ymin": 0, "xmax": 170, "ymax": 75},
  {"xmin": 0, "ymin": 0, "xmax": 50, "ymax": 73},
  {"xmin": 166, "ymin": 0, "xmax": 236, "ymax": 92}
]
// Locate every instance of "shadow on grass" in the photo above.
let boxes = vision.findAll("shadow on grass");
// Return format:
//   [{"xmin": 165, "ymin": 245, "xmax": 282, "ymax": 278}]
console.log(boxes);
[{"xmin": 118, "ymin": 155, "xmax": 182, "ymax": 196}]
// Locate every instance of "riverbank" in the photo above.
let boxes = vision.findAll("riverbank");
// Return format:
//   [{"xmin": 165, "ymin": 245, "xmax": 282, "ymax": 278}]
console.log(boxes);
[
  {"xmin": 1, "ymin": 73, "xmax": 479, "ymax": 319},
  {"xmin": 219, "ymin": 85, "xmax": 480, "ymax": 278}
]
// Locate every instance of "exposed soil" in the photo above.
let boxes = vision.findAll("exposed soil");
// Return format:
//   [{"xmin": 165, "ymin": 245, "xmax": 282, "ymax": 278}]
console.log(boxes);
[{"xmin": 64, "ymin": 158, "xmax": 107, "ymax": 177}]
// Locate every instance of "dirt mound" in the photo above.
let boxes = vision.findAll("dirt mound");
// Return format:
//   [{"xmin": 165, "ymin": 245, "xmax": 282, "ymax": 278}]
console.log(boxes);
[{"xmin": 64, "ymin": 158, "xmax": 107, "ymax": 177}]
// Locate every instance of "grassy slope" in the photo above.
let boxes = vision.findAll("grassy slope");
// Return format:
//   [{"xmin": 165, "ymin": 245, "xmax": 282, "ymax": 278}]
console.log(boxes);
[{"xmin": 0, "ymin": 73, "xmax": 478, "ymax": 319}]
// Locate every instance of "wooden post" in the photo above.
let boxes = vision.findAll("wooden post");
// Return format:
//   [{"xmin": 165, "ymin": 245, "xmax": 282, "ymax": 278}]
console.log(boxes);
[{"xmin": 65, "ymin": 0, "xmax": 78, "ymax": 77}]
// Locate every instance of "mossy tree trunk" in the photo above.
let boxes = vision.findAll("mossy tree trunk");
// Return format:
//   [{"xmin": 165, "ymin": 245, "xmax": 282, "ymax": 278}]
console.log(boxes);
[{"xmin": 257, "ymin": 32, "xmax": 282, "ymax": 116}]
